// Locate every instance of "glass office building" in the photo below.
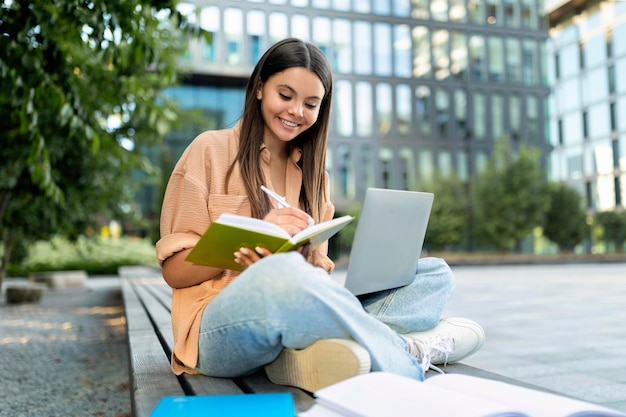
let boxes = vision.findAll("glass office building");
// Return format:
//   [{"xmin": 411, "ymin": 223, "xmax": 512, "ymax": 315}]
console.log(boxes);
[
  {"xmin": 546, "ymin": 0, "xmax": 626, "ymax": 211},
  {"xmin": 162, "ymin": 0, "xmax": 551, "ymax": 212}
]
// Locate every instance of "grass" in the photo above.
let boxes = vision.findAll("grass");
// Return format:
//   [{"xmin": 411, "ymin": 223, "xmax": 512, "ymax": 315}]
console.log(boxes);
[{"xmin": 8, "ymin": 235, "xmax": 159, "ymax": 277}]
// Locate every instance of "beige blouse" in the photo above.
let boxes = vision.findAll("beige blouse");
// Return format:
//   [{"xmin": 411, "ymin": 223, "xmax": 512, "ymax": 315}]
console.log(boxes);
[{"xmin": 156, "ymin": 123, "xmax": 335, "ymax": 375}]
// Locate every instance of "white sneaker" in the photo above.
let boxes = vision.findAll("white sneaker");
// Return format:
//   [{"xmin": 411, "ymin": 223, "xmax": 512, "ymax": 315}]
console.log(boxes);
[
  {"xmin": 403, "ymin": 317, "xmax": 485, "ymax": 374},
  {"xmin": 264, "ymin": 338, "xmax": 371, "ymax": 392}
]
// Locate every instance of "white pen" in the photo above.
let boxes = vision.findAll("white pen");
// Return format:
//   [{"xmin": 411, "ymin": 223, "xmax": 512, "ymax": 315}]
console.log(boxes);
[{"xmin": 261, "ymin": 185, "xmax": 314, "ymax": 226}]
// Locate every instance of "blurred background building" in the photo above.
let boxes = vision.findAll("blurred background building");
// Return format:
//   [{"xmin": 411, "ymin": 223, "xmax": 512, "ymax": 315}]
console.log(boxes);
[
  {"xmin": 545, "ymin": 0, "xmax": 626, "ymax": 212},
  {"xmin": 141, "ymin": 0, "xmax": 552, "ymax": 216}
]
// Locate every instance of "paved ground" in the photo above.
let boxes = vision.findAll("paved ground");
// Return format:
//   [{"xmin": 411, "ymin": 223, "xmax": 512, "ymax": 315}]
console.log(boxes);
[
  {"xmin": 0, "ymin": 277, "xmax": 131, "ymax": 417},
  {"xmin": 442, "ymin": 262, "xmax": 626, "ymax": 413},
  {"xmin": 1, "ymin": 262, "xmax": 625, "ymax": 416}
]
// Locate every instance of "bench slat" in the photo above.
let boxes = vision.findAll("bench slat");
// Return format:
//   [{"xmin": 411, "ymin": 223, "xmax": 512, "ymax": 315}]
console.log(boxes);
[
  {"xmin": 121, "ymin": 279, "xmax": 187, "ymax": 417},
  {"xmin": 236, "ymin": 371, "xmax": 316, "ymax": 413},
  {"xmin": 128, "ymin": 279, "xmax": 272, "ymax": 396}
]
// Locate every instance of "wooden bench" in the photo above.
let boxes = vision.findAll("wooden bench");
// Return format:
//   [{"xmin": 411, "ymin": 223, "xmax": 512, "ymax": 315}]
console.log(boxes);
[{"xmin": 119, "ymin": 266, "xmax": 539, "ymax": 417}]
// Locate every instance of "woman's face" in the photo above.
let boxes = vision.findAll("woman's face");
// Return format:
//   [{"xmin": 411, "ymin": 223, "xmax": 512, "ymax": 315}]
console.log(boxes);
[{"xmin": 257, "ymin": 66, "xmax": 325, "ymax": 146}]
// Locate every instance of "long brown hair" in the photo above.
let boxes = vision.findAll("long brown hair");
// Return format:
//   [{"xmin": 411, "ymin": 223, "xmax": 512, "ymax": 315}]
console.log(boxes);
[{"xmin": 225, "ymin": 38, "xmax": 333, "ymax": 222}]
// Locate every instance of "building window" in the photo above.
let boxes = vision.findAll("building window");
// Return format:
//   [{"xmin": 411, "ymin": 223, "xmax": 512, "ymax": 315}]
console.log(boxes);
[
  {"xmin": 608, "ymin": 65, "xmax": 616, "ymax": 95},
  {"xmin": 503, "ymin": 1, "xmax": 518, "ymax": 27},
  {"xmin": 376, "ymin": 83, "xmax": 392, "ymax": 136},
  {"xmin": 522, "ymin": 39, "xmax": 537, "ymax": 85},
  {"xmin": 200, "ymin": 7, "xmax": 220, "ymax": 63},
  {"xmin": 373, "ymin": 0, "xmax": 390, "ymax": 15},
  {"xmin": 432, "ymin": 29, "xmax": 450, "ymax": 80},
  {"xmin": 354, "ymin": 0, "xmax": 371, "ymax": 14},
  {"xmin": 520, "ymin": 0, "xmax": 536, "ymax": 29},
  {"xmin": 438, "ymin": 150, "xmax": 453, "ymax": 177},
  {"xmin": 610, "ymin": 102, "xmax": 617, "ymax": 132},
  {"xmin": 435, "ymin": 88, "xmax": 450, "ymax": 139},
  {"xmin": 412, "ymin": 26, "xmax": 431, "ymax": 78},
  {"xmin": 492, "ymin": 94, "xmax": 504, "ymax": 141},
  {"xmin": 430, "ymin": 0, "xmax": 447, "ymax": 21},
  {"xmin": 510, "ymin": 94, "xmax": 521, "ymax": 141},
  {"xmin": 396, "ymin": 84, "xmax": 412, "ymax": 135},
  {"xmin": 619, "ymin": 97, "xmax": 626, "ymax": 132},
  {"xmin": 356, "ymin": 82, "xmax": 373, "ymax": 137},
  {"xmin": 247, "ymin": 11, "xmax": 265, "ymax": 65},
  {"xmin": 394, "ymin": 24, "xmax": 411, "ymax": 78},
  {"xmin": 467, "ymin": 0, "xmax": 485, "ymax": 24},
  {"xmin": 454, "ymin": 89, "xmax": 468, "ymax": 138},
  {"xmin": 313, "ymin": 0, "xmax": 330, "ymax": 8},
  {"xmin": 333, "ymin": 20, "xmax": 352, "ymax": 74},
  {"xmin": 412, "ymin": 0, "xmax": 429, "ymax": 19},
  {"xmin": 337, "ymin": 144, "xmax": 353, "ymax": 198},
  {"xmin": 554, "ymin": 52, "xmax": 560, "ymax": 80},
  {"xmin": 579, "ymin": 41, "xmax": 585, "ymax": 69},
  {"xmin": 224, "ymin": 8, "xmax": 243, "ymax": 66},
  {"xmin": 526, "ymin": 95, "xmax": 539, "ymax": 142},
  {"xmin": 451, "ymin": 31, "xmax": 467, "ymax": 79},
  {"xmin": 506, "ymin": 38, "xmax": 521, "ymax": 83},
  {"xmin": 379, "ymin": 148, "xmax": 393, "ymax": 188},
  {"xmin": 269, "ymin": 13, "xmax": 288, "ymax": 45},
  {"xmin": 418, "ymin": 149, "xmax": 434, "ymax": 182},
  {"xmin": 313, "ymin": 17, "xmax": 331, "ymax": 57},
  {"xmin": 362, "ymin": 145, "xmax": 376, "ymax": 189},
  {"xmin": 473, "ymin": 92, "xmax": 487, "ymax": 140},
  {"xmin": 449, "ymin": 0, "xmax": 466, "ymax": 22},
  {"xmin": 415, "ymin": 85, "xmax": 432, "ymax": 137},
  {"xmin": 488, "ymin": 36, "xmax": 504, "ymax": 82},
  {"xmin": 335, "ymin": 80, "xmax": 353, "ymax": 136},
  {"xmin": 469, "ymin": 35, "xmax": 486, "ymax": 81},
  {"xmin": 354, "ymin": 21, "xmax": 372, "ymax": 75},
  {"xmin": 399, "ymin": 148, "xmax": 416, "ymax": 190},
  {"xmin": 291, "ymin": 14, "xmax": 310, "ymax": 41},
  {"xmin": 392, "ymin": 0, "xmax": 410, "ymax": 17},
  {"xmin": 374, "ymin": 23, "xmax": 393, "ymax": 76},
  {"xmin": 486, "ymin": 0, "xmax": 499, "ymax": 25},
  {"xmin": 333, "ymin": 0, "xmax": 350, "ymax": 12}
]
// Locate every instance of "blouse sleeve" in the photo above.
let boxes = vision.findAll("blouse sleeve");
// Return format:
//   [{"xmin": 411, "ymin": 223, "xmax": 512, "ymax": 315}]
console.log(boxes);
[{"xmin": 156, "ymin": 142, "xmax": 212, "ymax": 266}]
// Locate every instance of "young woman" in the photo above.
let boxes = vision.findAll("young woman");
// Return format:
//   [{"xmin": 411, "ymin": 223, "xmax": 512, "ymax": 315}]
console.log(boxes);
[{"xmin": 156, "ymin": 38, "xmax": 484, "ymax": 392}]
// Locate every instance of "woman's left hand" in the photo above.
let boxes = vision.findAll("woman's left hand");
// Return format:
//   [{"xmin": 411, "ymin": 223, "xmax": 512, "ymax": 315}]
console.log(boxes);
[{"xmin": 234, "ymin": 246, "xmax": 272, "ymax": 270}]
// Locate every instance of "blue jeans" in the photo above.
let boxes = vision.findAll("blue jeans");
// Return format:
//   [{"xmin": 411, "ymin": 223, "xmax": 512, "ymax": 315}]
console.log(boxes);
[{"xmin": 196, "ymin": 252, "xmax": 454, "ymax": 381}]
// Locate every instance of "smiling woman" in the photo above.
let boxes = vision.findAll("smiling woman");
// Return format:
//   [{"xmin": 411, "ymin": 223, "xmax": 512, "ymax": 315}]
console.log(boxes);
[{"xmin": 156, "ymin": 38, "xmax": 483, "ymax": 395}]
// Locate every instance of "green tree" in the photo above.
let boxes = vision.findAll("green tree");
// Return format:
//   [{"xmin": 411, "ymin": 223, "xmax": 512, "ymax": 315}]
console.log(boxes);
[
  {"xmin": 420, "ymin": 174, "xmax": 466, "ymax": 251},
  {"xmin": 594, "ymin": 210, "xmax": 626, "ymax": 253},
  {"xmin": 473, "ymin": 140, "xmax": 550, "ymax": 252},
  {"xmin": 543, "ymin": 183, "xmax": 589, "ymax": 253},
  {"xmin": 0, "ymin": 0, "xmax": 190, "ymax": 282}
]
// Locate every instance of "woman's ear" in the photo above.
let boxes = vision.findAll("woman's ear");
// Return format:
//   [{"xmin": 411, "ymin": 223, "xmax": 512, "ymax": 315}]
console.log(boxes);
[{"xmin": 256, "ymin": 83, "xmax": 263, "ymax": 100}]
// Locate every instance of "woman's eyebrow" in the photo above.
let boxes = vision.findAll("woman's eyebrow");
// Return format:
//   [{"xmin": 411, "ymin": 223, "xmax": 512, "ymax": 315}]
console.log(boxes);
[{"xmin": 278, "ymin": 84, "xmax": 323, "ymax": 101}]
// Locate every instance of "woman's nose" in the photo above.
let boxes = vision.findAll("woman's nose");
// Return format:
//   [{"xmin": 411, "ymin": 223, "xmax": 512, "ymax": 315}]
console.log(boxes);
[{"xmin": 288, "ymin": 101, "xmax": 304, "ymax": 118}]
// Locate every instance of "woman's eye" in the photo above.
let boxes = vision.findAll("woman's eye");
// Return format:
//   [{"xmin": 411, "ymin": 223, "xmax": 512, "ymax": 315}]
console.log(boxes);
[
  {"xmin": 279, "ymin": 93, "xmax": 291, "ymax": 100},
  {"xmin": 305, "ymin": 103, "xmax": 318, "ymax": 109}
]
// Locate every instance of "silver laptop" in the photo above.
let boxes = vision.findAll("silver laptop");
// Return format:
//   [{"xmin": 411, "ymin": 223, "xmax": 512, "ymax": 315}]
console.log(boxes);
[{"xmin": 334, "ymin": 188, "xmax": 434, "ymax": 296}]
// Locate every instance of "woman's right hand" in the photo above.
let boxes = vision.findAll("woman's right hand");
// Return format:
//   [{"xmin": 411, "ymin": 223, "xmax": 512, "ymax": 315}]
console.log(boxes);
[{"xmin": 263, "ymin": 207, "xmax": 313, "ymax": 236}]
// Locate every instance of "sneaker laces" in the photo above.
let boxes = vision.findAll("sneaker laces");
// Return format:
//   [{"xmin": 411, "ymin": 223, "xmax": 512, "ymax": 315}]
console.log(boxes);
[{"xmin": 406, "ymin": 336, "xmax": 454, "ymax": 375}]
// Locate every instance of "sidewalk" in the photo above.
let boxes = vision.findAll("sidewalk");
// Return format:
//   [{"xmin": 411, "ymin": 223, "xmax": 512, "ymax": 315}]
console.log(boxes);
[
  {"xmin": 1, "ymin": 262, "xmax": 625, "ymax": 415},
  {"xmin": 443, "ymin": 262, "xmax": 626, "ymax": 412},
  {"xmin": 0, "ymin": 276, "xmax": 131, "ymax": 417}
]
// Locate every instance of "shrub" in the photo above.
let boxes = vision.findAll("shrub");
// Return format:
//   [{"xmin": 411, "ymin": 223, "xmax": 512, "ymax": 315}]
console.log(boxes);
[{"xmin": 7, "ymin": 236, "xmax": 158, "ymax": 277}]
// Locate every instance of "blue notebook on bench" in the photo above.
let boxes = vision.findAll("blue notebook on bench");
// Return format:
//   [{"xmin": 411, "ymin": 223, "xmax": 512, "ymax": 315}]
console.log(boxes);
[{"xmin": 150, "ymin": 392, "xmax": 296, "ymax": 416}]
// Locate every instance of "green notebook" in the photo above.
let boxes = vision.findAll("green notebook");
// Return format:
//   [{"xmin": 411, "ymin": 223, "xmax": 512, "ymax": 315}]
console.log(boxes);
[
  {"xmin": 150, "ymin": 392, "xmax": 295, "ymax": 416},
  {"xmin": 185, "ymin": 213, "xmax": 353, "ymax": 271}
]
